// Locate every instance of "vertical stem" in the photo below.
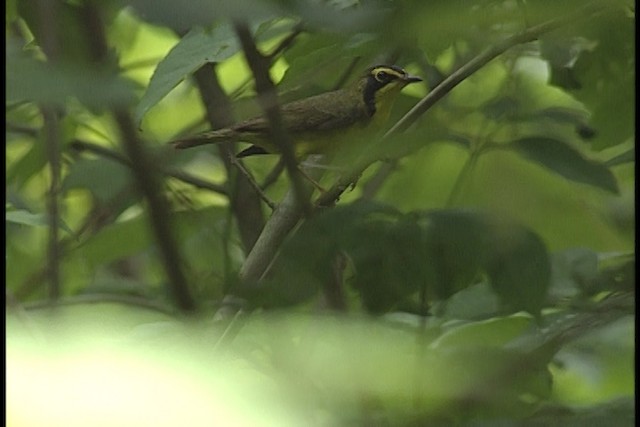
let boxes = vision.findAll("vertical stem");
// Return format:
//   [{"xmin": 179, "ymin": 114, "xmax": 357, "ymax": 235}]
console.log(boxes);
[
  {"xmin": 445, "ymin": 149, "xmax": 480, "ymax": 208},
  {"xmin": 115, "ymin": 111, "xmax": 196, "ymax": 313},
  {"xmin": 233, "ymin": 21, "xmax": 313, "ymax": 216},
  {"xmin": 42, "ymin": 106, "xmax": 61, "ymax": 302},
  {"xmin": 36, "ymin": 0, "xmax": 61, "ymax": 303},
  {"xmin": 192, "ymin": 63, "xmax": 265, "ymax": 253}
]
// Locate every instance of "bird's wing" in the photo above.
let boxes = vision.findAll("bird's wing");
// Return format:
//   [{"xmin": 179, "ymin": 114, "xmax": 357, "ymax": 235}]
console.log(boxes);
[{"xmin": 233, "ymin": 90, "xmax": 369, "ymax": 135}]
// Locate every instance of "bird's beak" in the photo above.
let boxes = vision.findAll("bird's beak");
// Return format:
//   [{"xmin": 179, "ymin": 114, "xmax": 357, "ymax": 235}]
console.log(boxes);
[{"xmin": 403, "ymin": 74, "xmax": 423, "ymax": 84}]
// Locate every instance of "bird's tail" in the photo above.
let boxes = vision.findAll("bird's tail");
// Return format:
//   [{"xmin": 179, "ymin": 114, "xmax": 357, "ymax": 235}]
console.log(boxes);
[{"xmin": 170, "ymin": 129, "xmax": 234, "ymax": 149}]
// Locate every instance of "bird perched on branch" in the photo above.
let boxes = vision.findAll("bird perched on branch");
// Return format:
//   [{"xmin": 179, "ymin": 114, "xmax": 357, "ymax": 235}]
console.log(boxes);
[{"xmin": 171, "ymin": 65, "xmax": 422, "ymax": 159}]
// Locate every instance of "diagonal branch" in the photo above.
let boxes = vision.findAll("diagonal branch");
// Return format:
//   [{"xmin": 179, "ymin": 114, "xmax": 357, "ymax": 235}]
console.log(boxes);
[{"xmin": 316, "ymin": 0, "xmax": 610, "ymax": 208}]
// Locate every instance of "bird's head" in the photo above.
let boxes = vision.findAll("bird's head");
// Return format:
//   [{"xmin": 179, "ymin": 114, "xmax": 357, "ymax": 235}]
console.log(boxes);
[{"xmin": 359, "ymin": 65, "xmax": 422, "ymax": 118}]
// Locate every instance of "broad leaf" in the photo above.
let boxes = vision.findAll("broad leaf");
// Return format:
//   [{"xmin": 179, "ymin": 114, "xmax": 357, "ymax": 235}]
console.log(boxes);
[
  {"xmin": 127, "ymin": 0, "xmax": 277, "ymax": 33},
  {"xmin": 268, "ymin": 202, "xmax": 551, "ymax": 315},
  {"xmin": 508, "ymin": 137, "xmax": 618, "ymax": 193},
  {"xmin": 548, "ymin": 247, "xmax": 599, "ymax": 299},
  {"xmin": 6, "ymin": 142, "xmax": 47, "ymax": 189},
  {"xmin": 6, "ymin": 56, "xmax": 136, "ymax": 109},
  {"xmin": 6, "ymin": 209, "xmax": 73, "ymax": 234},
  {"xmin": 134, "ymin": 25, "xmax": 240, "ymax": 126},
  {"xmin": 62, "ymin": 158, "xmax": 134, "ymax": 204}
]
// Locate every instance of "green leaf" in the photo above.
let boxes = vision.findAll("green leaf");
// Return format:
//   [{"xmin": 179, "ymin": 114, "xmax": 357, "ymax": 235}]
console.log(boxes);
[
  {"xmin": 529, "ymin": 106, "xmax": 590, "ymax": 128},
  {"xmin": 127, "ymin": 0, "xmax": 277, "ymax": 33},
  {"xmin": 526, "ymin": 398, "xmax": 635, "ymax": 427},
  {"xmin": 423, "ymin": 210, "xmax": 551, "ymax": 316},
  {"xmin": 6, "ymin": 142, "xmax": 47, "ymax": 189},
  {"xmin": 549, "ymin": 248, "xmax": 599, "ymax": 299},
  {"xmin": 347, "ymin": 214, "xmax": 430, "ymax": 313},
  {"xmin": 288, "ymin": 0, "xmax": 387, "ymax": 33},
  {"xmin": 483, "ymin": 225, "xmax": 551, "ymax": 317},
  {"xmin": 6, "ymin": 209, "xmax": 73, "ymax": 234},
  {"xmin": 560, "ymin": 9, "xmax": 634, "ymax": 150},
  {"xmin": 441, "ymin": 282, "xmax": 500, "ymax": 320},
  {"xmin": 62, "ymin": 158, "xmax": 134, "ymax": 204},
  {"xmin": 75, "ymin": 215, "xmax": 152, "ymax": 267},
  {"xmin": 431, "ymin": 315, "xmax": 533, "ymax": 350},
  {"xmin": 6, "ymin": 56, "xmax": 136, "ymax": 109},
  {"xmin": 605, "ymin": 147, "xmax": 634, "ymax": 167},
  {"xmin": 6, "ymin": 210, "xmax": 48, "ymax": 227},
  {"xmin": 508, "ymin": 137, "xmax": 619, "ymax": 193},
  {"xmin": 269, "ymin": 202, "xmax": 551, "ymax": 316},
  {"xmin": 134, "ymin": 25, "xmax": 240, "ymax": 126}
]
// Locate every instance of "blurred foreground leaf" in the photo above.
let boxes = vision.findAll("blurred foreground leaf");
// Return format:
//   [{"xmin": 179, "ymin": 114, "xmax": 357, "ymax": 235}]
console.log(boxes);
[
  {"xmin": 259, "ymin": 202, "xmax": 551, "ymax": 315},
  {"xmin": 7, "ymin": 56, "xmax": 136, "ymax": 109},
  {"xmin": 508, "ymin": 137, "xmax": 618, "ymax": 193}
]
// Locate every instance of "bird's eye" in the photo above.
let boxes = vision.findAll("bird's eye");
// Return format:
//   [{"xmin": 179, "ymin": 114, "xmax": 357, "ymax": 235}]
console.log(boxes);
[{"xmin": 375, "ymin": 71, "xmax": 388, "ymax": 82}]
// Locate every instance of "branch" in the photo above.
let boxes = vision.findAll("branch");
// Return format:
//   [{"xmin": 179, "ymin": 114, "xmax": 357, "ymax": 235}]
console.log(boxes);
[
  {"xmin": 238, "ymin": 157, "xmax": 323, "ymax": 284},
  {"xmin": 114, "ymin": 111, "xmax": 196, "ymax": 312},
  {"xmin": 386, "ymin": 1, "xmax": 607, "ymax": 136},
  {"xmin": 35, "ymin": 0, "xmax": 62, "ymax": 303},
  {"xmin": 69, "ymin": 140, "xmax": 229, "ymax": 196},
  {"xmin": 42, "ymin": 106, "xmax": 62, "ymax": 302},
  {"xmin": 233, "ymin": 21, "xmax": 313, "ymax": 217}
]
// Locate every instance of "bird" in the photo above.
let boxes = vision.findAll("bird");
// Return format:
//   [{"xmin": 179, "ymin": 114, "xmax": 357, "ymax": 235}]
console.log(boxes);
[{"xmin": 170, "ymin": 65, "xmax": 422, "ymax": 159}]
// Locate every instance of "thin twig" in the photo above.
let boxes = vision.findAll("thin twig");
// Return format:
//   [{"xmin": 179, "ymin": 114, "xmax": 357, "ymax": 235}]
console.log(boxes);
[
  {"xmin": 69, "ymin": 140, "xmax": 229, "ymax": 195},
  {"xmin": 36, "ymin": 0, "xmax": 62, "ymax": 304},
  {"xmin": 266, "ymin": 22, "xmax": 305, "ymax": 60},
  {"xmin": 14, "ymin": 189, "xmax": 144, "ymax": 300},
  {"xmin": 230, "ymin": 155, "xmax": 277, "ymax": 210},
  {"xmin": 238, "ymin": 159, "xmax": 321, "ymax": 283},
  {"xmin": 261, "ymin": 158, "xmax": 286, "ymax": 190},
  {"xmin": 331, "ymin": 57, "xmax": 362, "ymax": 91},
  {"xmin": 445, "ymin": 150, "xmax": 480, "ymax": 207},
  {"xmin": 359, "ymin": 160, "xmax": 398, "ymax": 200},
  {"xmin": 164, "ymin": 169, "xmax": 228, "ymax": 195}
]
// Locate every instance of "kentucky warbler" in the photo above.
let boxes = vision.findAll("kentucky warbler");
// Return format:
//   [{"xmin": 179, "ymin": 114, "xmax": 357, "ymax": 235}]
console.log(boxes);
[{"xmin": 171, "ymin": 65, "xmax": 422, "ymax": 158}]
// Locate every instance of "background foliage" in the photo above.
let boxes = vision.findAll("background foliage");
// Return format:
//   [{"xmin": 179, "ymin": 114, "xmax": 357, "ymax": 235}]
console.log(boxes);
[{"xmin": 6, "ymin": 0, "xmax": 634, "ymax": 425}]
